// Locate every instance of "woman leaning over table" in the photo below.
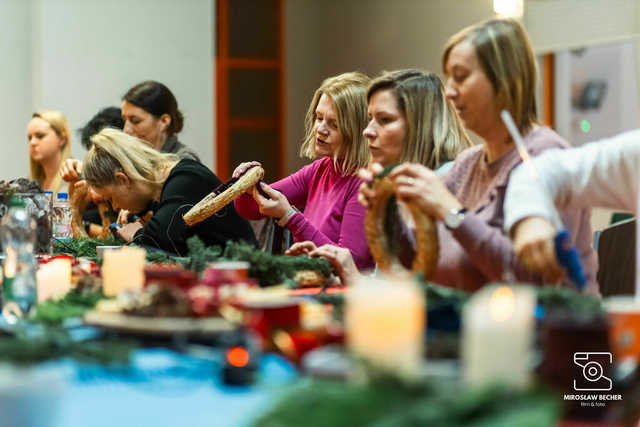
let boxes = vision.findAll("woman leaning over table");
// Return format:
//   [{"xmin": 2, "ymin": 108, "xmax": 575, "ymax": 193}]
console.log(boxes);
[
  {"xmin": 81, "ymin": 128, "xmax": 256, "ymax": 256},
  {"xmin": 366, "ymin": 18, "xmax": 598, "ymax": 293},
  {"xmin": 302, "ymin": 69, "xmax": 472, "ymax": 284},
  {"xmin": 28, "ymin": 111, "xmax": 72, "ymax": 194},
  {"xmin": 232, "ymin": 72, "xmax": 374, "ymax": 270}
]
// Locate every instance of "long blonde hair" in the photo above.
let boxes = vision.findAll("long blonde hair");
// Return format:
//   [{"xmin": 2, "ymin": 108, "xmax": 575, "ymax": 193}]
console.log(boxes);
[
  {"xmin": 83, "ymin": 128, "xmax": 178, "ymax": 192},
  {"xmin": 367, "ymin": 69, "xmax": 471, "ymax": 169},
  {"xmin": 442, "ymin": 18, "xmax": 539, "ymax": 136},
  {"xmin": 29, "ymin": 111, "xmax": 72, "ymax": 192},
  {"xmin": 299, "ymin": 72, "xmax": 370, "ymax": 175}
]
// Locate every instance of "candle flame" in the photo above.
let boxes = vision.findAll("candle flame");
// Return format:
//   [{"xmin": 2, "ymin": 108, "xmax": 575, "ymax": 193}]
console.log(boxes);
[{"xmin": 489, "ymin": 286, "xmax": 516, "ymax": 322}]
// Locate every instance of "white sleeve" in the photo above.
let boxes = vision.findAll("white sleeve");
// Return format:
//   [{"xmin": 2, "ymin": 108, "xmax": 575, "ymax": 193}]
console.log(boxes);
[{"xmin": 504, "ymin": 129, "xmax": 640, "ymax": 233}]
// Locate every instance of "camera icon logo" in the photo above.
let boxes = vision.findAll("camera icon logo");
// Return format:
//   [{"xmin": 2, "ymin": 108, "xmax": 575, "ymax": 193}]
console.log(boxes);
[{"xmin": 573, "ymin": 352, "xmax": 613, "ymax": 391}]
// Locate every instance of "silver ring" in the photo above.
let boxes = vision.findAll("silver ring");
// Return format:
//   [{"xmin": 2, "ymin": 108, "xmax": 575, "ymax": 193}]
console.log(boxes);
[{"xmin": 407, "ymin": 177, "xmax": 415, "ymax": 185}]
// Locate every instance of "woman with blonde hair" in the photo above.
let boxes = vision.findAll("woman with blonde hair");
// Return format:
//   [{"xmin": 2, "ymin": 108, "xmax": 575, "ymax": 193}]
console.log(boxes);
[
  {"xmin": 27, "ymin": 111, "xmax": 72, "ymax": 193},
  {"xmin": 232, "ymin": 72, "xmax": 374, "ymax": 269},
  {"xmin": 365, "ymin": 18, "xmax": 597, "ymax": 293},
  {"xmin": 305, "ymin": 69, "xmax": 472, "ymax": 284},
  {"xmin": 82, "ymin": 128, "xmax": 255, "ymax": 255}
]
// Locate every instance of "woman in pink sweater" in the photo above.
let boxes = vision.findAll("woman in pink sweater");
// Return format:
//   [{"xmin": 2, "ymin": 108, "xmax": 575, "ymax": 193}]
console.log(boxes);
[
  {"xmin": 232, "ymin": 72, "xmax": 374, "ymax": 269},
  {"xmin": 307, "ymin": 69, "xmax": 472, "ymax": 283}
]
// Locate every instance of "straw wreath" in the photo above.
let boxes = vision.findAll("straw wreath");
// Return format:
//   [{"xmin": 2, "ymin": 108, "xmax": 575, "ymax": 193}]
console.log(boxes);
[
  {"xmin": 70, "ymin": 182, "xmax": 112, "ymax": 239},
  {"xmin": 364, "ymin": 176, "xmax": 439, "ymax": 278},
  {"xmin": 183, "ymin": 166, "xmax": 264, "ymax": 226}
]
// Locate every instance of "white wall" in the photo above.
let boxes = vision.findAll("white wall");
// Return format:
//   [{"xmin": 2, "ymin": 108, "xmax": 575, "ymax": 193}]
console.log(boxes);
[
  {"xmin": 0, "ymin": 0, "xmax": 215, "ymax": 182},
  {"xmin": 285, "ymin": 0, "xmax": 495, "ymax": 173},
  {"xmin": 0, "ymin": 0, "xmax": 33, "ymax": 181}
]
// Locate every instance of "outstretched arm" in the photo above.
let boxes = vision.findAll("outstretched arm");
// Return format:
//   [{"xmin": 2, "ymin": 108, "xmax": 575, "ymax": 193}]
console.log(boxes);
[{"xmin": 505, "ymin": 130, "xmax": 640, "ymax": 233}]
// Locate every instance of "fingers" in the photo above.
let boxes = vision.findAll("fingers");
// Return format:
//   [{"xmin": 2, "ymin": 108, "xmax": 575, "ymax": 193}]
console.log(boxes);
[
  {"xmin": 60, "ymin": 159, "xmax": 82, "ymax": 182},
  {"xmin": 254, "ymin": 183, "xmax": 290, "ymax": 218},
  {"xmin": 309, "ymin": 245, "xmax": 341, "ymax": 263},
  {"xmin": 256, "ymin": 182, "xmax": 278, "ymax": 198},
  {"xmin": 232, "ymin": 161, "xmax": 262, "ymax": 178},
  {"xmin": 358, "ymin": 168, "xmax": 373, "ymax": 183},
  {"xmin": 87, "ymin": 187, "xmax": 104, "ymax": 204},
  {"xmin": 285, "ymin": 241, "xmax": 317, "ymax": 256},
  {"xmin": 358, "ymin": 182, "xmax": 376, "ymax": 208},
  {"xmin": 519, "ymin": 239, "xmax": 565, "ymax": 284},
  {"xmin": 254, "ymin": 183, "xmax": 279, "ymax": 206},
  {"xmin": 73, "ymin": 180, "xmax": 87, "ymax": 192},
  {"xmin": 370, "ymin": 162, "xmax": 384, "ymax": 175},
  {"xmin": 116, "ymin": 209, "xmax": 130, "ymax": 225}
]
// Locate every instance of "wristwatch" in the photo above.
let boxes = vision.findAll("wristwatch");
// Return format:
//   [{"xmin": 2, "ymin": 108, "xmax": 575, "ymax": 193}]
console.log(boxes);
[
  {"xmin": 277, "ymin": 206, "xmax": 299, "ymax": 227},
  {"xmin": 444, "ymin": 207, "xmax": 467, "ymax": 230}
]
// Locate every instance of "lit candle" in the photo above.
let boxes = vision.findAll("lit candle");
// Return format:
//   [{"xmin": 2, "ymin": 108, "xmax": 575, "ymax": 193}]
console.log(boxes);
[
  {"xmin": 36, "ymin": 258, "xmax": 72, "ymax": 302},
  {"xmin": 101, "ymin": 247, "xmax": 146, "ymax": 297},
  {"xmin": 346, "ymin": 275, "xmax": 425, "ymax": 379},
  {"xmin": 462, "ymin": 285, "xmax": 535, "ymax": 388}
]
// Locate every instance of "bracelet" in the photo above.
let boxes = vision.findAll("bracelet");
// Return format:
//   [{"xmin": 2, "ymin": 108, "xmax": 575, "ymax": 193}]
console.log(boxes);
[{"xmin": 277, "ymin": 206, "xmax": 299, "ymax": 227}]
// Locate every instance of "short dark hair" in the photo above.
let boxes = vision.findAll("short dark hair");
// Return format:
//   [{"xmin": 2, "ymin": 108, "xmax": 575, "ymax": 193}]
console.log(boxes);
[
  {"xmin": 122, "ymin": 81, "xmax": 184, "ymax": 136},
  {"xmin": 79, "ymin": 107, "xmax": 124, "ymax": 150}
]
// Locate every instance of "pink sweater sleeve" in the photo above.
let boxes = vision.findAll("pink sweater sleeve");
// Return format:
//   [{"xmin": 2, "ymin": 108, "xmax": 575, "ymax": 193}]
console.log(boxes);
[{"xmin": 286, "ymin": 184, "xmax": 373, "ymax": 269}]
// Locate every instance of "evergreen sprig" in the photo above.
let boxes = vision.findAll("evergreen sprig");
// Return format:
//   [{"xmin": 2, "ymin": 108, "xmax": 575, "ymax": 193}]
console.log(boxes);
[
  {"xmin": 185, "ymin": 236, "xmax": 222, "ymax": 274},
  {"xmin": 53, "ymin": 236, "xmax": 125, "ymax": 261},
  {"xmin": 254, "ymin": 378, "xmax": 559, "ymax": 427},
  {"xmin": 222, "ymin": 240, "xmax": 332, "ymax": 287},
  {"xmin": 33, "ymin": 289, "xmax": 103, "ymax": 325},
  {"xmin": 0, "ymin": 325, "xmax": 135, "ymax": 366}
]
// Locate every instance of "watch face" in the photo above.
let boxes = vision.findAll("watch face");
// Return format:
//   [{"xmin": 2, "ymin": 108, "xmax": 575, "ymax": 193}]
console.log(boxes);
[{"xmin": 445, "ymin": 209, "xmax": 464, "ymax": 229}]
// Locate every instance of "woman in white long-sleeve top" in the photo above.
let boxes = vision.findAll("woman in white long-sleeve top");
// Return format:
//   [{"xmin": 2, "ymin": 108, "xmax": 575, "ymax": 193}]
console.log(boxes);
[{"xmin": 504, "ymin": 129, "xmax": 640, "ymax": 282}]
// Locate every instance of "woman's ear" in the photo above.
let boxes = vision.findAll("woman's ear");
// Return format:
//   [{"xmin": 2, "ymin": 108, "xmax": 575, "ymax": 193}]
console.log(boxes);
[
  {"xmin": 159, "ymin": 113, "xmax": 171, "ymax": 132},
  {"xmin": 115, "ymin": 171, "xmax": 131, "ymax": 187}
]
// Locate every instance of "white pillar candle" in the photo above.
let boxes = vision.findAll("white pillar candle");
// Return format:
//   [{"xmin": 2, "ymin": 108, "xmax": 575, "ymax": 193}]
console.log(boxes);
[
  {"xmin": 101, "ymin": 247, "xmax": 146, "ymax": 297},
  {"xmin": 36, "ymin": 258, "xmax": 72, "ymax": 302},
  {"xmin": 346, "ymin": 275, "xmax": 425, "ymax": 379},
  {"xmin": 462, "ymin": 285, "xmax": 535, "ymax": 388}
]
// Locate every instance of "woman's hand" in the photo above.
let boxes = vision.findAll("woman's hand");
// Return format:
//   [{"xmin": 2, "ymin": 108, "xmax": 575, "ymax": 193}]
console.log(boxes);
[
  {"xmin": 116, "ymin": 221, "xmax": 143, "ymax": 242},
  {"xmin": 253, "ymin": 182, "xmax": 291, "ymax": 219},
  {"xmin": 512, "ymin": 216, "xmax": 565, "ymax": 283},
  {"xmin": 389, "ymin": 163, "xmax": 462, "ymax": 220},
  {"xmin": 286, "ymin": 241, "xmax": 317, "ymax": 256},
  {"xmin": 60, "ymin": 159, "xmax": 83, "ymax": 182},
  {"xmin": 357, "ymin": 162, "xmax": 384, "ymax": 208},
  {"xmin": 116, "ymin": 209, "xmax": 131, "ymax": 225},
  {"xmin": 309, "ymin": 244, "xmax": 360, "ymax": 286},
  {"xmin": 232, "ymin": 161, "xmax": 263, "ymax": 179}
]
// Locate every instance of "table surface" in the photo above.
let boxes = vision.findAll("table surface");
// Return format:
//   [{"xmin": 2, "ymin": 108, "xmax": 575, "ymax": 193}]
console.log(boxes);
[{"xmin": 0, "ymin": 338, "xmax": 298, "ymax": 427}]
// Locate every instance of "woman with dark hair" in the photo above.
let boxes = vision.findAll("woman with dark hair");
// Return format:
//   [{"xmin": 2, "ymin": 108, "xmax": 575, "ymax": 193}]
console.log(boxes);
[
  {"xmin": 122, "ymin": 80, "xmax": 200, "ymax": 161},
  {"xmin": 80, "ymin": 106, "xmax": 124, "ymax": 150}
]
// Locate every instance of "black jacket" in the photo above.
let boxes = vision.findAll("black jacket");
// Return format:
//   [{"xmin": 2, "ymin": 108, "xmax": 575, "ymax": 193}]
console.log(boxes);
[{"xmin": 133, "ymin": 159, "xmax": 256, "ymax": 255}]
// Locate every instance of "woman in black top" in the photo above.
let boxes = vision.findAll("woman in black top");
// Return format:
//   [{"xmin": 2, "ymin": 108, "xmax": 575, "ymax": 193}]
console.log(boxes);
[{"xmin": 81, "ymin": 128, "xmax": 256, "ymax": 255}]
